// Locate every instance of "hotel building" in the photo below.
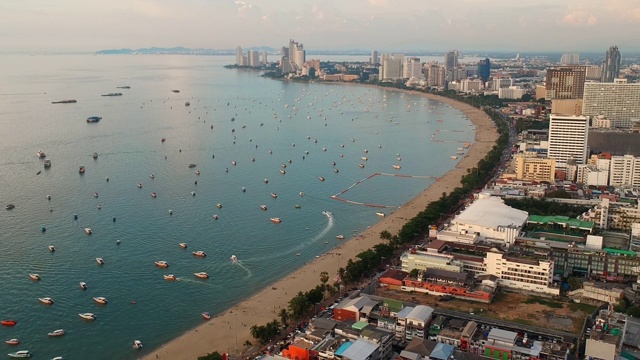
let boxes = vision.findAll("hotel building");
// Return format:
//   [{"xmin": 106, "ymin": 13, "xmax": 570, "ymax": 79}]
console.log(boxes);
[
  {"xmin": 583, "ymin": 79, "xmax": 640, "ymax": 128},
  {"xmin": 547, "ymin": 114, "xmax": 589, "ymax": 167}
]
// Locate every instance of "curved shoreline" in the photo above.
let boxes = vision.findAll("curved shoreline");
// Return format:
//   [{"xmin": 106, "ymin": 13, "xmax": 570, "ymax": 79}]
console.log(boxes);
[{"xmin": 143, "ymin": 90, "xmax": 499, "ymax": 360}]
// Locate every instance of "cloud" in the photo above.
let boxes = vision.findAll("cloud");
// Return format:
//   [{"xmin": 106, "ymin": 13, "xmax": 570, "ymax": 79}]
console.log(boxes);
[
  {"xmin": 368, "ymin": 0, "xmax": 389, "ymax": 5},
  {"xmin": 561, "ymin": 10, "xmax": 598, "ymax": 26}
]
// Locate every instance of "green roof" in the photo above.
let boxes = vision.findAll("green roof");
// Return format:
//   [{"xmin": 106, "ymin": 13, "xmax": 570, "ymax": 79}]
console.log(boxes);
[
  {"xmin": 604, "ymin": 248, "xmax": 637, "ymax": 257},
  {"xmin": 527, "ymin": 215, "xmax": 594, "ymax": 230},
  {"xmin": 383, "ymin": 298, "xmax": 404, "ymax": 312},
  {"xmin": 352, "ymin": 321, "xmax": 369, "ymax": 330}
]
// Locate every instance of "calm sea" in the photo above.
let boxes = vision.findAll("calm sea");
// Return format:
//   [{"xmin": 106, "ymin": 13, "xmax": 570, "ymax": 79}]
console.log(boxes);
[{"xmin": 0, "ymin": 54, "xmax": 473, "ymax": 359}]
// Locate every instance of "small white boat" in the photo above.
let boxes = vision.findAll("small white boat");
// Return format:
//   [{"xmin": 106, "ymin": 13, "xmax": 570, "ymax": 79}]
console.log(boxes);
[
  {"xmin": 376, "ymin": 212, "xmax": 386, "ymax": 217},
  {"xmin": 336, "ymin": 235, "xmax": 345, "ymax": 240},
  {"xmin": 260, "ymin": 205, "xmax": 267, "ymax": 211},
  {"xmin": 96, "ymin": 258, "xmax": 104, "ymax": 265},
  {"xmin": 7, "ymin": 350, "xmax": 31, "ymax": 358},
  {"xmin": 48, "ymin": 245, "xmax": 55, "ymax": 252},
  {"xmin": 271, "ymin": 193, "xmax": 277, "ymax": 198},
  {"xmin": 154, "ymin": 261, "xmax": 169, "ymax": 268},
  {"xmin": 192, "ymin": 251, "xmax": 206, "ymax": 257},
  {"xmin": 361, "ymin": 157, "xmax": 368, "ymax": 161},
  {"xmin": 93, "ymin": 297, "xmax": 108, "ymax": 305},
  {"xmin": 270, "ymin": 217, "xmax": 282, "ymax": 224},
  {"xmin": 93, "ymin": 192, "xmax": 99, "ymax": 198},
  {"xmin": 136, "ymin": 183, "xmax": 142, "ymax": 188},
  {"xmin": 85, "ymin": 228, "xmax": 92, "ymax": 235},
  {"xmin": 151, "ymin": 192, "xmax": 157, "ymax": 198},
  {"xmin": 29, "ymin": 274, "xmax": 41, "ymax": 281},
  {"xmin": 79, "ymin": 313, "xmax": 96, "ymax": 321},
  {"xmin": 37, "ymin": 151, "xmax": 46, "ymax": 158},
  {"xmin": 392, "ymin": 165, "xmax": 401, "ymax": 170},
  {"xmin": 47, "ymin": 329, "xmax": 65, "ymax": 337},
  {"xmin": 79, "ymin": 282, "xmax": 87, "ymax": 290},
  {"xmin": 5, "ymin": 339, "xmax": 19, "ymax": 345},
  {"xmin": 213, "ymin": 214, "xmax": 219, "ymax": 220},
  {"xmin": 230, "ymin": 255, "xmax": 238, "ymax": 263},
  {"xmin": 318, "ymin": 176, "xmax": 325, "ymax": 181},
  {"xmin": 133, "ymin": 340, "xmax": 143, "ymax": 349},
  {"xmin": 39, "ymin": 297, "xmax": 54, "ymax": 305},
  {"xmin": 359, "ymin": 163, "xmax": 365, "ymax": 168},
  {"xmin": 299, "ymin": 192, "xmax": 304, "ymax": 197},
  {"xmin": 216, "ymin": 203, "xmax": 222, "ymax": 209},
  {"xmin": 164, "ymin": 274, "xmax": 177, "ymax": 281},
  {"xmin": 52, "ymin": 357, "xmax": 64, "ymax": 360},
  {"xmin": 450, "ymin": 155, "xmax": 458, "ymax": 160},
  {"xmin": 280, "ymin": 170, "xmax": 286, "ymax": 174},
  {"xmin": 194, "ymin": 272, "xmax": 209, "ymax": 279},
  {"xmin": 178, "ymin": 243, "xmax": 187, "ymax": 249}
]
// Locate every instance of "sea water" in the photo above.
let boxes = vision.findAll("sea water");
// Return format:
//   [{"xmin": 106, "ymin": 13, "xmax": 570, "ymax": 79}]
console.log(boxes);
[{"xmin": 0, "ymin": 54, "xmax": 474, "ymax": 359}]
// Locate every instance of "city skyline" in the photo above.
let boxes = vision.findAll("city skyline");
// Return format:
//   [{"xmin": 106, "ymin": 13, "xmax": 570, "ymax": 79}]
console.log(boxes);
[{"xmin": 1, "ymin": 0, "xmax": 640, "ymax": 53}]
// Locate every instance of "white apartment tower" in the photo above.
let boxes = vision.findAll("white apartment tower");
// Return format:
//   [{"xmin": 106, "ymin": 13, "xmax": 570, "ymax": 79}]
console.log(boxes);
[
  {"xmin": 371, "ymin": 50, "xmax": 378, "ymax": 65},
  {"xmin": 248, "ymin": 50, "xmax": 260, "ymax": 67},
  {"xmin": 403, "ymin": 58, "xmax": 423, "ymax": 79},
  {"xmin": 382, "ymin": 58, "xmax": 402, "ymax": 81},
  {"xmin": 583, "ymin": 79, "xmax": 640, "ymax": 128},
  {"xmin": 235, "ymin": 46, "xmax": 243, "ymax": 65},
  {"xmin": 261, "ymin": 50, "xmax": 267, "ymax": 65},
  {"xmin": 560, "ymin": 53, "xmax": 580, "ymax": 65},
  {"xmin": 547, "ymin": 114, "xmax": 589, "ymax": 168},
  {"xmin": 610, "ymin": 155, "xmax": 640, "ymax": 187}
]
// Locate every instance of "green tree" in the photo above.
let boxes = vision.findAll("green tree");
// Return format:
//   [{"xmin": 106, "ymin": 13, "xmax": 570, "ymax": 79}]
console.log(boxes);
[
  {"xmin": 546, "ymin": 190, "xmax": 572, "ymax": 199},
  {"xmin": 409, "ymin": 269, "xmax": 419, "ymax": 278},
  {"xmin": 244, "ymin": 340, "xmax": 252, "ymax": 348},
  {"xmin": 627, "ymin": 306, "xmax": 640, "ymax": 317},
  {"xmin": 198, "ymin": 352, "xmax": 224, "ymax": 360},
  {"xmin": 380, "ymin": 230, "xmax": 392, "ymax": 240},
  {"xmin": 278, "ymin": 308, "xmax": 289, "ymax": 327}
]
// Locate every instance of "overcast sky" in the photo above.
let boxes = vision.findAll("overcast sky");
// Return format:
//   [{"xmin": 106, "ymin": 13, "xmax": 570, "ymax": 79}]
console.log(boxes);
[{"xmin": 1, "ymin": 0, "xmax": 637, "ymax": 53}]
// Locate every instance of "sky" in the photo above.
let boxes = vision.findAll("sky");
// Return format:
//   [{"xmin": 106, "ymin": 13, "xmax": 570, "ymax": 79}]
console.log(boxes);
[{"xmin": 1, "ymin": 0, "xmax": 638, "ymax": 53}]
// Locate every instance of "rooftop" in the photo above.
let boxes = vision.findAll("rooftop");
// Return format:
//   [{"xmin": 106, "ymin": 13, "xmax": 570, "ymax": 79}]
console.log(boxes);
[
  {"xmin": 340, "ymin": 339, "xmax": 379, "ymax": 360},
  {"xmin": 453, "ymin": 196, "xmax": 529, "ymax": 230},
  {"xmin": 528, "ymin": 215, "xmax": 594, "ymax": 231}
]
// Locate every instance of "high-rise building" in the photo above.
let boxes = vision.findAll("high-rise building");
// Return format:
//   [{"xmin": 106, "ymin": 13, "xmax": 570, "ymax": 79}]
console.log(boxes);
[
  {"xmin": 261, "ymin": 50, "xmax": 268, "ymax": 65},
  {"xmin": 601, "ymin": 46, "xmax": 621, "ymax": 83},
  {"xmin": 545, "ymin": 66, "xmax": 586, "ymax": 100},
  {"xmin": 382, "ymin": 58, "xmax": 402, "ymax": 81},
  {"xmin": 547, "ymin": 114, "xmax": 589, "ymax": 167},
  {"xmin": 609, "ymin": 155, "xmax": 640, "ymax": 187},
  {"xmin": 426, "ymin": 64, "xmax": 440, "ymax": 86},
  {"xmin": 585, "ymin": 65, "xmax": 602, "ymax": 80},
  {"xmin": 403, "ymin": 58, "xmax": 423, "ymax": 79},
  {"xmin": 583, "ymin": 79, "xmax": 640, "ymax": 128},
  {"xmin": 248, "ymin": 50, "xmax": 260, "ymax": 67},
  {"xmin": 235, "ymin": 46, "xmax": 243, "ymax": 65},
  {"xmin": 444, "ymin": 50, "xmax": 458, "ymax": 71},
  {"xmin": 289, "ymin": 39, "xmax": 305, "ymax": 70},
  {"xmin": 477, "ymin": 58, "xmax": 491, "ymax": 83},
  {"xmin": 371, "ymin": 50, "xmax": 378, "ymax": 65},
  {"xmin": 560, "ymin": 54, "xmax": 580, "ymax": 65}
]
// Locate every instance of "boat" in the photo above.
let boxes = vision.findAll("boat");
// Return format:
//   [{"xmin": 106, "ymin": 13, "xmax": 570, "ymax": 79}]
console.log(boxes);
[
  {"xmin": 185, "ymin": 102, "xmax": 190, "ymax": 106},
  {"xmin": 336, "ymin": 235, "xmax": 345, "ymax": 240},
  {"xmin": 117, "ymin": 86, "xmax": 131, "ymax": 89},
  {"xmin": 79, "ymin": 313, "xmax": 96, "ymax": 321},
  {"xmin": 40, "ymin": 226, "xmax": 46, "ymax": 232},
  {"xmin": 171, "ymin": 89, "xmax": 180, "ymax": 93},
  {"xmin": 79, "ymin": 166, "xmax": 85, "ymax": 174},
  {"xmin": 92, "ymin": 297, "xmax": 108, "ymax": 304},
  {"xmin": 216, "ymin": 203, "xmax": 222, "ymax": 208},
  {"xmin": 51, "ymin": 99, "xmax": 77, "ymax": 104},
  {"xmin": 361, "ymin": 157, "xmax": 368, "ymax": 161},
  {"xmin": 271, "ymin": 193, "xmax": 277, "ymax": 198},
  {"xmin": 137, "ymin": 183, "xmax": 142, "ymax": 188},
  {"xmin": 96, "ymin": 257, "xmax": 104, "ymax": 265},
  {"xmin": 44, "ymin": 160, "xmax": 51, "ymax": 168},
  {"xmin": 231, "ymin": 160, "xmax": 237, "ymax": 166},
  {"xmin": 294, "ymin": 205, "xmax": 301, "ymax": 209},
  {"xmin": 36, "ymin": 151, "xmax": 46, "ymax": 158},
  {"xmin": 133, "ymin": 340, "xmax": 143, "ymax": 349},
  {"xmin": 101, "ymin": 92, "xmax": 122, "ymax": 97},
  {"xmin": 264, "ymin": 179, "xmax": 269, "ymax": 183},
  {"xmin": 29, "ymin": 274, "xmax": 41, "ymax": 281},
  {"xmin": 299, "ymin": 192, "xmax": 304, "ymax": 197},
  {"xmin": 164, "ymin": 274, "xmax": 177, "ymax": 281},
  {"xmin": 334, "ymin": 169, "xmax": 339, "ymax": 173},
  {"xmin": 194, "ymin": 170, "xmax": 200, "ymax": 175},
  {"xmin": 151, "ymin": 192, "xmax": 157, "ymax": 198},
  {"xmin": 86, "ymin": 116, "xmax": 101, "ymax": 123},
  {"xmin": 179, "ymin": 243, "xmax": 187, "ymax": 249},
  {"xmin": 154, "ymin": 261, "xmax": 169, "ymax": 268},
  {"xmin": 48, "ymin": 245, "xmax": 55, "ymax": 252},
  {"xmin": 93, "ymin": 192, "xmax": 99, "ymax": 198},
  {"xmin": 150, "ymin": 174, "xmax": 155, "ymax": 179},
  {"xmin": 194, "ymin": 272, "xmax": 209, "ymax": 279},
  {"xmin": 92, "ymin": 153, "xmax": 98, "ymax": 159},
  {"xmin": 188, "ymin": 164, "xmax": 197, "ymax": 168},
  {"xmin": 202, "ymin": 312, "xmax": 211, "ymax": 320},
  {"xmin": 52, "ymin": 357, "xmax": 64, "ymax": 360},
  {"xmin": 192, "ymin": 251, "xmax": 206, "ymax": 257},
  {"xmin": 280, "ymin": 170, "xmax": 286, "ymax": 174},
  {"xmin": 6, "ymin": 204, "xmax": 15, "ymax": 210},
  {"xmin": 392, "ymin": 165, "xmax": 401, "ymax": 170},
  {"xmin": 39, "ymin": 297, "xmax": 54, "ymax": 305},
  {"xmin": 85, "ymin": 228, "xmax": 92, "ymax": 235},
  {"xmin": 359, "ymin": 164, "xmax": 365, "ymax": 168},
  {"xmin": 450, "ymin": 155, "xmax": 458, "ymax": 160},
  {"xmin": 1, "ymin": 320, "xmax": 17, "ymax": 327},
  {"xmin": 230, "ymin": 255, "xmax": 238, "ymax": 263},
  {"xmin": 270, "ymin": 217, "xmax": 282, "ymax": 224},
  {"xmin": 47, "ymin": 329, "xmax": 65, "ymax": 337},
  {"xmin": 260, "ymin": 205, "xmax": 267, "ymax": 211},
  {"xmin": 376, "ymin": 212, "xmax": 386, "ymax": 217},
  {"xmin": 318, "ymin": 177, "xmax": 325, "ymax": 181},
  {"xmin": 7, "ymin": 350, "xmax": 31, "ymax": 358},
  {"xmin": 79, "ymin": 282, "xmax": 87, "ymax": 290},
  {"xmin": 5, "ymin": 339, "xmax": 19, "ymax": 345},
  {"xmin": 213, "ymin": 214, "xmax": 219, "ymax": 220}
]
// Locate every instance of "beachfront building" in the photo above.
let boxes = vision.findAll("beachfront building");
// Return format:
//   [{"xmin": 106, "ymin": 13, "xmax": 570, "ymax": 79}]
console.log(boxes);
[
  {"xmin": 583, "ymin": 79, "xmax": 640, "ymax": 128},
  {"xmin": 438, "ymin": 195, "xmax": 529, "ymax": 246}
]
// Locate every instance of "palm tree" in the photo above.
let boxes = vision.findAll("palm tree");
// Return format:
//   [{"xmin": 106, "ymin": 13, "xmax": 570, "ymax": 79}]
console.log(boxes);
[
  {"xmin": 244, "ymin": 340, "xmax": 252, "ymax": 348},
  {"xmin": 278, "ymin": 308, "xmax": 289, "ymax": 328}
]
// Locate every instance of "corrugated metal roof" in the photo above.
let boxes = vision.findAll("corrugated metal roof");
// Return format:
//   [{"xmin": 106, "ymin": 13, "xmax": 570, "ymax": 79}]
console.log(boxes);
[{"xmin": 454, "ymin": 196, "xmax": 529, "ymax": 230}]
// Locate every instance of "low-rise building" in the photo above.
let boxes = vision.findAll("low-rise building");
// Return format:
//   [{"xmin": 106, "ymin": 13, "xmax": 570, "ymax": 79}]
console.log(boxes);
[
  {"xmin": 485, "ymin": 251, "xmax": 559, "ymax": 295},
  {"xmin": 514, "ymin": 154, "xmax": 556, "ymax": 183}
]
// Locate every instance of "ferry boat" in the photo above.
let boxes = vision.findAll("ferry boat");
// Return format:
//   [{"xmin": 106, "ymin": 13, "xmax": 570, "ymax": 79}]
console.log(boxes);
[
  {"xmin": 376, "ymin": 212, "xmax": 386, "ymax": 217},
  {"xmin": 79, "ymin": 282, "xmax": 87, "ymax": 290},
  {"xmin": 29, "ymin": 274, "xmax": 41, "ymax": 281},
  {"xmin": 194, "ymin": 272, "xmax": 209, "ymax": 279},
  {"xmin": 164, "ymin": 274, "xmax": 177, "ymax": 281},
  {"xmin": 93, "ymin": 297, "xmax": 108, "ymax": 304},
  {"xmin": 79, "ymin": 313, "xmax": 96, "ymax": 321},
  {"xmin": 36, "ymin": 151, "xmax": 46, "ymax": 158},
  {"xmin": 86, "ymin": 116, "xmax": 101, "ymax": 123},
  {"xmin": 38, "ymin": 297, "xmax": 54, "ymax": 305},
  {"xmin": 133, "ymin": 340, "xmax": 143, "ymax": 349},
  {"xmin": 5, "ymin": 339, "xmax": 19, "ymax": 345},
  {"xmin": 336, "ymin": 235, "xmax": 345, "ymax": 240},
  {"xmin": 260, "ymin": 205, "xmax": 267, "ymax": 211},
  {"xmin": 7, "ymin": 350, "xmax": 31, "ymax": 358},
  {"xmin": 1, "ymin": 320, "xmax": 17, "ymax": 327},
  {"xmin": 51, "ymin": 99, "xmax": 77, "ymax": 104},
  {"xmin": 178, "ymin": 243, "xmax": 188, "ymax": 249},
  {"xmin": 79, "ymin": 166, "xmax": 85, "ymax": 174},
  {"xmin": 192, "ymin": 251, "xmax": 206, "ymax": 257},
  {"xmin": 154, "ymin": 261, "xmax": 169, "ymax": 268},
  {"xmin": 96, "ymin": 258, "xmax": 104, "ymax": 265},
  {"xmin": 202, "ymin": 312, "xmax": 211, "ymax": 320},
  {"xmin": 47, "ymin": 329, "xmax": 65, "ymax": 337},
  {"xmin": 270, "ymin": 217, "xmax": 282, "ymax": 224},
  {"xmin": 44, "ymin": 160, "xmax": 51, "ymax": 168}
]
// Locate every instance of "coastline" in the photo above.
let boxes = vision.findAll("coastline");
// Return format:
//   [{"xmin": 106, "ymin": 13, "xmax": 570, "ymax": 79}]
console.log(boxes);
[{"xmin": 142, "ymin": 91, "xmax": 499, "ymax": 360}]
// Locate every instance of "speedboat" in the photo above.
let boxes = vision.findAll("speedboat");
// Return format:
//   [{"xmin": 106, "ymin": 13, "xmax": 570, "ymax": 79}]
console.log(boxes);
[
  {"xmin": 271, "ymin": 193, "xmax": 277, "ymax": 198},
  {"xmin": 133, "ymin": 340, "xmax": 143, "ymax": 349},
  {"xmin": 79, "ymin": 313, "xmax": 96, "ymax": 321},
  {"xmin": 52, "ymin": 357, "xmax": 64, "ymax": 360},
  {"xmin": 96, "ymin": 204, "xmax": 102, "ymax": 209},
  {"xmin": 47, "ymin": 329, "xmax": 65, "ymax": 337},
  {"xmin": 260, "ymin": 205, "xmax": 267, "ymax": 211},
  {"xmin": 376, "ymin": 212, "xmax": 385, "ymax": 217},
  {"xmin": 151, "ymin": 192, "xmax": 157, "ymax": 198},
  {"xmin": 213, "ymin": 214, "xmax": 219, "ymax": 220},
  {"xmin": 39, "ymin": 297, "xmax": 54, "ymax": 305},
  {"xmin": 92, "ymin": 152, "xmax": 98, "ymax": 159},
  {"xmin": 93, "ymin": 297, "xmax": 108, "ymax": 305},
  {"xmin": 359, "ymin": 164, "xmax": 365, "ymax": 168},
  {"xmin": 216, "ymin": 203, "xmax": 222, "ymax": 208},
  {"xmin": 194, "ymin": 272, "xmax": 209, "ymax": 279},
  {"xmin": 164, "ymin": 274, "xmax": 176, "ymax": 281},
  {"xmin": 194, "ymin": 170, "xmax": 200, "ymax": 175},
  {"xmin": 231, "ymin": 161, "xmax": 236, "ymax": 166},
  {"xmin": 336, "ymin": 235, "xmax": 345, "ymax": 240},
  {"xmin": 192, "ymin": 251, "xmax": 206, "ymax": 257},
  {"xmin": 79, "ymin": 282, "xmax": 87, "ymax": 290},
  {"xmin": 188, "ymin": 164, "xmax": 197, "ymax": 168},
  {"xmin": 96, "ymin": 258, "xmax": 104, "ymax": 265},
  {"xmin": 79, "ymin": 166, "xmax": 85, "ymax": 174},
  {"xmin": 178, "ymin": 243, "xmax": 188, "ymax": 249},
  {"xmin": 393, "ymin": 165, "xmax": 401, "ymax": 169},
  {"xmin": 295, "ymin": 205, "xmax": 301, "ymax": 209},
  {"xmin": 280, "ymin": 170, "xmax": 286, "ymax": 174},
  {"xmin": 1, "ymin": 320, "xmax": 17, "ymax": 327},
  {"xmin": 47, "ymin": 245, "xmax": 55, "ymax": 252},
  {"xmin": 264, "ymin": 178, "xmax": 269, "ymax": 183},
  {"xmin": 85, "ymin": 228, "xmax": 92, "ymax": 234},
  {"xmin": 334, "ymin": 169, "xmax": 339, "ymax": 173},
  {"xmin": 361, "ymin": 157, "xmax": 368, "ymax": 161},
  {"xmin": 270, "ymin": 217, "xmax": 282, "ymax": 224},
  {"xmin": 137, "ymin": 183, "xmax": 142, "ymax": 188},
  {"xmin": 202, "ymin": 312, "xmax": 211, "ymax": 320},
  {"xmin": 230, "ymin": 255, "xmax": 238, "ymax": 263},
  {"xmin": 154, "ymin": 261, "xmax": 169, "ymax": 268},
  {"xmin": 44, "ymin": 160, "xmax": 51, "ymax": 168},
  {"xmin": 299, "ymin": 192, "xmax": 304, "ymax": 197},
  {"xmin": 7, "ymin": 350, "xmax": 31, "ymax": 358},
  {"xmin": 5, "ymin": 339, "xmax": 19, "ymax": 345},
  {"xmin": 93, "ymin": 192, "xmax": 99, "ymax": 198},
  {"xmin": 86, "ymin": 116, "xmax": 102, "ymax": 123},
  {"xmin": 6, "ymin": 204, "xmax": 15, "ymax": 210},
  {"xmin": 318, "ymin": 176, "xmax": 325, "ymax": 181},
  {"xmin": 150, "ymin": 174, "xmax": 155, "ymax": 179},
  {"xmin": 36, "ymin": 151, "xmax": 46, "ymax": 158},
  {"xmin": 29, "ymin": 274, "xmax": 41, "ymax": 281},
  {"xmin": 191, "ymin": 192, "xmax": 195, "ymax": 196}
]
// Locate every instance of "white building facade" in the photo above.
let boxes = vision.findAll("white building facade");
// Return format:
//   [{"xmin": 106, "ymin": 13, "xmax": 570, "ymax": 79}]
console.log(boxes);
[
  {"xmin": 583, "ymin": 79, "xmax": 640, "ymax": 128},
  {"xmin": 547, "ymin": 114, "xmax": 589, "ymax": 168}
]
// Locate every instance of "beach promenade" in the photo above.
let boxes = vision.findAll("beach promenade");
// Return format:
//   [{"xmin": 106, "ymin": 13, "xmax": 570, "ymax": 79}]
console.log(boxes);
[{"xmin": 143, "ymin": 92, "xmax": 499, "ymax": 360}]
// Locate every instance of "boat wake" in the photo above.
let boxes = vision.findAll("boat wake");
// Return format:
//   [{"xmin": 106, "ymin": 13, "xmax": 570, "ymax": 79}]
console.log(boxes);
[{"xmin": 234, "ymin": 260, "xmax": 252, "ymax": 278}]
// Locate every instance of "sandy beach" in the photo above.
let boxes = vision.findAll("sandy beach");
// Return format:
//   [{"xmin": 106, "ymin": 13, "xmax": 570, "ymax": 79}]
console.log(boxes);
[{"xmin": 143, "ymin": 92, "xmax": 498, "ymax": 360}]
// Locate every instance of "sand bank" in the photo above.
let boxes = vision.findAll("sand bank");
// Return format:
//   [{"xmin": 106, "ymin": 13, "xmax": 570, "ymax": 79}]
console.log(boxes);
[{"xmin": 143, "ymin": 92, "xmax": 498, "ymax": 360}]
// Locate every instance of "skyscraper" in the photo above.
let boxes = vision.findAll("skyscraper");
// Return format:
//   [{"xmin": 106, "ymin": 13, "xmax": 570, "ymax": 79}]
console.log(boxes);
[
  {"xmin": 371, "ymin": 50, "xmax": 378, "ymax": 65},
  {"xmin": 601, "ymin": 46, "xmax": 621, "ymax": 82},
  {"xmin": 235, "ymin": 46, "xmax": 243, "ymax": 65},
  {"xmin": 545, "ymin": 67, "xmax": 586, "ymax": 100},
  {"xmin": 261, "ymin": 50, "xmax": 267, "ymax": 65},
  {"xmin": 478, "ymin": 58, "xmax": 491, "ymax": 83},
  {"xmin": 444, "ymin": 50, "xmax": 458, "ymax": 71},
  {"xmin": 583, "ymin": 79, "xmax": 640, "ymax": 128},
  {"xmin": 547, "ymin": 114, "xmax": 589, "ymax": 167},
  {"xmin": 560, "ymin": 54, "xmax": 580, "ymax": 65}
]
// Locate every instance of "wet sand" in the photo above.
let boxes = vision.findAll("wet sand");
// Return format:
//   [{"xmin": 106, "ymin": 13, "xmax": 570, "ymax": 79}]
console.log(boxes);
[{"xmin": 143, "ymin": 92, "xmax": 498, "ymax": 360}]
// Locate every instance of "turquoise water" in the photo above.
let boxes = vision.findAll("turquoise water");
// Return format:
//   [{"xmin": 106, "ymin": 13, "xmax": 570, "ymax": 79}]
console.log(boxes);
[{"xmin": 0, "ymin": 55, "xmax": 474, "ymax": 359}]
